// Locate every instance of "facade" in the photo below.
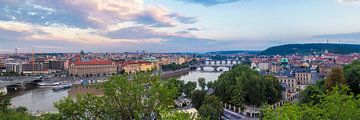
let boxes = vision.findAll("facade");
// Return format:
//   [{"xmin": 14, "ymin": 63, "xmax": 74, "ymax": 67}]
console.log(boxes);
[
  {"xmin": 276, "ymin": 76, "xmax": 297, "ymax": 92},
  {"xmin": 123, "ymin": 61, "xmax": 155, "ymax": 74},
  {"xmin": 0, "ymin": 62, "xmax": 5, "ymax": 72},
  {"xmin": 68, "ymin": 60, "xmax": 117, "ymax": 76},
  {"xmin": 295, "ymin": 72, "xmax": 312, "ymax": 85},
  {"xmin": 22, "ymin": 62, "xmax": 49, "ymax": 74},
  {"xmin": 258, "ymin": 62, "xmax": 270, "ymax": 71},
  {"xmin": 5, "ymin": 63, "xmax": 22, "ymax": 74},
  {"xmin": 161, "ymin": 57, "xmax": 186, "ymax": 65}
]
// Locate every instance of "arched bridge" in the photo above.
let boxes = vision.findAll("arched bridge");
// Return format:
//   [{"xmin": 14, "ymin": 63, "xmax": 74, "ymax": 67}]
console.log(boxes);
[
  {"xmin": 0, "ymin": 76, "xmax": 40, "ymax": 93},
  {"xmin": 191, "ymin": 59, "xmax": 241, "ymax": 71}
]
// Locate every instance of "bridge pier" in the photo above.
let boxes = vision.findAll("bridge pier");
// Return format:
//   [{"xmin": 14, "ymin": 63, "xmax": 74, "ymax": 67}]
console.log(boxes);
[{"xmin": 214, "ymin": 66, "xmax": 218, "ymax": 72}]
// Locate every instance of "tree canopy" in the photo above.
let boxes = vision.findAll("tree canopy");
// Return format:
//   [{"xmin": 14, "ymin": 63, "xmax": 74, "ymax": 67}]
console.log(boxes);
[{"xmin": 213, "ymin": 65, "xmax": 282, "ymax": 107}]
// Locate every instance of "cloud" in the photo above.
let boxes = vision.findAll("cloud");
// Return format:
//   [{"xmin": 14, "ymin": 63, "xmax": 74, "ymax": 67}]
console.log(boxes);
[
  {"xmin": 313, "ymin": 32, "xmax": 360, "ymax": 39},
  {"xmin": 0, "ymin": 0, "xmax": 197, "ymax": 29},
  {"xmin": 338, "ymin": 0, "xmax": 360, "ymax": 4},
  {"xmin": 178, "ymin": 0, "xmax": 241, "ymax": 6},
  {"xmin": 187, "ymin": 27, "xmax": 201, "ymax": 31}
]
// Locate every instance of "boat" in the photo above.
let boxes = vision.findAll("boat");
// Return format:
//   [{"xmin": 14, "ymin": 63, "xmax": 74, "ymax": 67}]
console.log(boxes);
[
  {"xmin": 52, "ymin": 84, "xmax": 72, "ymax": 91},
  {"xmin": 38, "ymin": 82, "xmax": 61, "ymax": 87}
]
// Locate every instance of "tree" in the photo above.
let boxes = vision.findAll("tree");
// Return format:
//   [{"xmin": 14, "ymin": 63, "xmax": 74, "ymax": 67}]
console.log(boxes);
[
  {"xmin": 198, "ymin": 77, "xmax": 206, "ymax": 91},
  {"xmin": 263, "ymin": 75, "xmax": 283, "ymax": 104},
  {"xmin": 0, "ymin": 93, "xmax": 34, "ymax": 120},
  {"xmin": 198, "ymin": 95, "xmax": 223, "ymax": 120},
  {"xmin": 206, "ymin": 81, "xmax": 215, "ymax": 89},
  {"xmin": 191, "ymin": 90, "xmax": 206, "ymax": 109},
  {"xmin": 55, "ymin": 73, "xmax": 188, "ymax": 120},
  {"xmin": 344, "ymin": 60, "xmax": 360, "ymax": 94},
  {"xmin": 183, "ymin": 81, "xmax": 197, "ymax": 97},
  {"xmin": 213, "ymin": 65, "xmax": 282, "ymax": 107},
  {"xmin": 325, "ymin": 67, "xmax": 346, "ymax": 90},
  {"xmin": 299, "ymin": 85, "xmax": 324, "ymax": 104},
  {"xmin": 261, "ymin": 86, "xmax": 360, "ymax": 120}
]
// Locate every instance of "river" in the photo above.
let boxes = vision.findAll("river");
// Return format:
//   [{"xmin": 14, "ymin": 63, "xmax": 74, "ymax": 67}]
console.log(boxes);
[{"xmin": 9, "ymin": 67, "xmax": 228, "ymax": 113}]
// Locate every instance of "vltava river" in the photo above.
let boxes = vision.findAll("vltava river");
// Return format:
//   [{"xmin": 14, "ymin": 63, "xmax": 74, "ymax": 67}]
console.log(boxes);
[{"xmin": 10, "ymin": 67, "xmax": 228, "ymax": 113}]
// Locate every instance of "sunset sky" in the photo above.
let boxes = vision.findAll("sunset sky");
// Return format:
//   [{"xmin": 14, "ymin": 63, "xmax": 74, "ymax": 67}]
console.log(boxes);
[{"xmin": 1, "ymin": 0, "xmax": 360, "ymax": 53}]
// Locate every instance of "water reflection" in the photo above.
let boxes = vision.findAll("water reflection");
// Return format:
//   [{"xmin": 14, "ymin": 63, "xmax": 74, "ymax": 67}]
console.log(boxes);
[{"xmin": 10, "ymin": 67, "xmax": 227, "ymax": 113}]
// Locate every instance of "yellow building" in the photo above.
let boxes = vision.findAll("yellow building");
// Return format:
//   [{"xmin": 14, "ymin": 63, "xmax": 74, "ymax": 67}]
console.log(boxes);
[
  {"xmin": 161, "ymin": 57, "xmax": 187, "ymax": 65},
  {"xmin": 123, "ymin": 61, "xmax": 155, "ymax": 74},
  {"xmin": 295, "ymin": 72, "xmax": 312, "ymax": 85},
  {"xmin": 276, "ymin": 76, "xmax": 297, "ymax": 92}
]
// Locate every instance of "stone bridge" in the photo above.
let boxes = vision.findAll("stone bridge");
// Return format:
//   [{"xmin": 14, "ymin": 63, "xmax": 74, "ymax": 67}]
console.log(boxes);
[
  {"xmin": 191, "ymin": 59, "xmax": 241, "ymax": 71},
  {"xmin": 0, "ymin": 76, "xmax": 40, "ymax": 92}
]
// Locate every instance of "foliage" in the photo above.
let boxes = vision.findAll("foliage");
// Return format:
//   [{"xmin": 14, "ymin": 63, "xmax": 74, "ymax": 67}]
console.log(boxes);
[
  {"xmin": 183, "ymin": 81, "xmax": 197, "ymax": 97},
  {"xmin": 261, "ymin": 86, "xmax": 360, "ymax": 120},
  {"xmin": 344, "ymin": 60, "xmax": 360, "ymax": 94},
  {"xmin": 165, "ymin": 78, "xmax": 185, "ymax": 98},
  {"xmin": 206, "ymin": 81, "xmax": 214, "ymax": 89},
  {"xmin": 325, "ymin": 67, "xmax": 346, "ymax": 91},
  {"xmin": 191, "ymin": 90, "xmax": 206, "ymax": 109},
  {"xmin": 198, "ymin": 77, "xmax": 206, "ymax": 91},
  {"xmin": 299, "ymin": 85, "xmax": 325, "ymax": 105},
  {"xmin": 55, "ymin": 73, "xmax": 190, "ymax": 120},
  {"xmin": 213, "ymin": 65, "xmax": 282, "ymax": 107},
  {"xmin": 162, "ymin": 63, "xmax": 189, "ymax": 71},
  {"xmin": 0, "ymin": 93, "xmax": 34, "ymax": 120},
  {"xmin": 160, "ymin": 109, "xmax": 193, "ymax": 120},
  {"xmin": 198, "ymin": 95, "xmax": 223, "ymax": 120},
  {"xmin": 260, "ymin": 43, "xmax": 360, "ymax": 55}
]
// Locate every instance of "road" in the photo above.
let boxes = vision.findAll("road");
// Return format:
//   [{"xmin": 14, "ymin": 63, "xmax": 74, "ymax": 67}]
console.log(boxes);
[{"xmin": 223, "ymin": 109, "xmax": 259, "ymax": 120}]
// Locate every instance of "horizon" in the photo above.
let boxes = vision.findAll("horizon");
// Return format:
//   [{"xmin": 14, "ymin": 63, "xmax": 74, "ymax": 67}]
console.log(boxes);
[{"xmin": 1, "ymin": 0, "xmax": 360, "ymax": 53}]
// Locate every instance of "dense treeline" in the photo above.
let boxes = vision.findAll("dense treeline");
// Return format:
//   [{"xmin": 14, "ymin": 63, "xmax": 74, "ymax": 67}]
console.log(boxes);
[
  {"xmin": 260, "ymin": 43, "xmax": 360, "ymax": 55},
  {"xmin": 161, "ymin": 63, "xmax": 189, "ymax": 71},
  {"xmin": 161, "ymin": 59, "xmax": 197, "ymax": 71},
  {"xmin": 0, "ymin": 74, "xmax": 194, "ymax": 120},
  {"xmin": 262, "ymin": 61, "xmax": 360, "ymax": 119},
  {"xmin": 213, "ymin": 64, "xmax": 283, "ymax": 107}
]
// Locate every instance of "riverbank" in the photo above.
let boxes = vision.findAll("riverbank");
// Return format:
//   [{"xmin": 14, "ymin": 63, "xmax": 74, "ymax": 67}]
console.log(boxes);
[{"xmin": 160, "ymin": 67, "xmax": 191, "ymax": 79}]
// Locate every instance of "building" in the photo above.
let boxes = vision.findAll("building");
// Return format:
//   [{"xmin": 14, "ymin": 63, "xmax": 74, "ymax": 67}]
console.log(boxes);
[
  {"xmin": 295, "ymin": 68, "xmax": 312, "ymax": 85},
  {"xmin": 5, "ymin": 63, "xmax": 22, "ymax": 74},
  {"xmin": 49, "ymin": 60, "xmax": 65, "ymax": 71},
  {"xmin": 161, "ymin": 57, "xmax": 187, "ymax": 65},
  {"xmin": 275, "ymin": 70, "xmax": 298, "ymax": 93},
  {"xmin": 0, "ymin": 62, "xmax": 5, "ymax": 72},
  {"xmin": 68, "ymin": 59, "xmax": 117, "ymax": 77},
  {"xmin": 258, "ymin": 62, "xmax": 270, "ymax": 71},
  {"xmin": 123, "ymin": 61, "xmax": 156, "ymax": 74},
  {"xmin": 21, "ymin": 62, "xmax": 49, "ymax": 74}
]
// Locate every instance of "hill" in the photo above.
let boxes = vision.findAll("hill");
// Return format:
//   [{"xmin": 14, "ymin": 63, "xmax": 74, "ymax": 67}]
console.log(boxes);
[{"xmin": 260, "ymin": 43, "xmax": 360, "ymax": 55}]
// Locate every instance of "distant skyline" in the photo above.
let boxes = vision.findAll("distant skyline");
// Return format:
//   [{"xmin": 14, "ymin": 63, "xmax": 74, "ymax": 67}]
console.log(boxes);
[{"xmin": 1, "ymin": 0, "xmax": 360, "ymax": 53}]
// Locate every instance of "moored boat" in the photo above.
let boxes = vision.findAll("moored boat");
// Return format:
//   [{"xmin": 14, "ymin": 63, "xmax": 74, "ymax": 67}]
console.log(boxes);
[{"xmin": 52, "ymin": 84, "xmax": 72, "ymax": 91}]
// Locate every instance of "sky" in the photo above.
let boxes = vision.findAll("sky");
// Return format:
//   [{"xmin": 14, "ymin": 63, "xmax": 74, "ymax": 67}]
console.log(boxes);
[{"xmin": 1, "ymin": 0, "xmax": 360, "ymax": 53}]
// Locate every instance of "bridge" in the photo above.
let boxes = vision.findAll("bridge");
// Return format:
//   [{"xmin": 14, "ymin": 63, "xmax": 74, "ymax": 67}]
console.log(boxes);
[
  {"xmin": 192, "ymin": 59, "xmax": 241, "ymax": 71},
  {"xmin": 0, "ymin": 76, "xmax": 40, "ymax": 94}
]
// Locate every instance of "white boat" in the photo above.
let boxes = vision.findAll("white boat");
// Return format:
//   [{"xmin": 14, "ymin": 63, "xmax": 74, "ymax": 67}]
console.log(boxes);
[
  {"xmin": 52, "ymin": 84, "xmax": 72, "ymax": 91},
  {"xmin": 38, "ymin": 82, "xmax": 61, "ymax": 87}
]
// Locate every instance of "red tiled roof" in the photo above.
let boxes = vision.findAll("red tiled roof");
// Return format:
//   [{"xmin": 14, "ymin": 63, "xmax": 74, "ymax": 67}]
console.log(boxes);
[{"xmin": 74, "ymin": 59, "xmax": 113, "ymax": 66}]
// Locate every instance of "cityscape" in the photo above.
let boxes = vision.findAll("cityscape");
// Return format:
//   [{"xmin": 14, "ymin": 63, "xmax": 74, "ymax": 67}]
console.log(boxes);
[{"xmin": 1, "ymin": 0, "xmax": 360, "ymax": 120}]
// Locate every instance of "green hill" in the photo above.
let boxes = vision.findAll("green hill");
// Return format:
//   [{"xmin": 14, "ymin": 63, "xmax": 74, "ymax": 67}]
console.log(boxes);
[{"xmin": 260, "ymin": 43, "xmax": 360, "ymax": 55}]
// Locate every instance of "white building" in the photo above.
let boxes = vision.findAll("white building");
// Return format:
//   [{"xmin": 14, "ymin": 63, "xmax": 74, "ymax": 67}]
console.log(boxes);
[
  {"xmin": 5, "ymin": 63, "xmax": 22, "ymax": 74},
  {"xmin": 258, "ymin": 63, "xmax": 270, "ymax": 71}
]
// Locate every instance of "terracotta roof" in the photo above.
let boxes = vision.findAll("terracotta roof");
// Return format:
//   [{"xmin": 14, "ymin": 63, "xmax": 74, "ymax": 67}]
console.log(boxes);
[{"xmin": 73, "ymin": 59, "xmax": 113, "ymax": 66}]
